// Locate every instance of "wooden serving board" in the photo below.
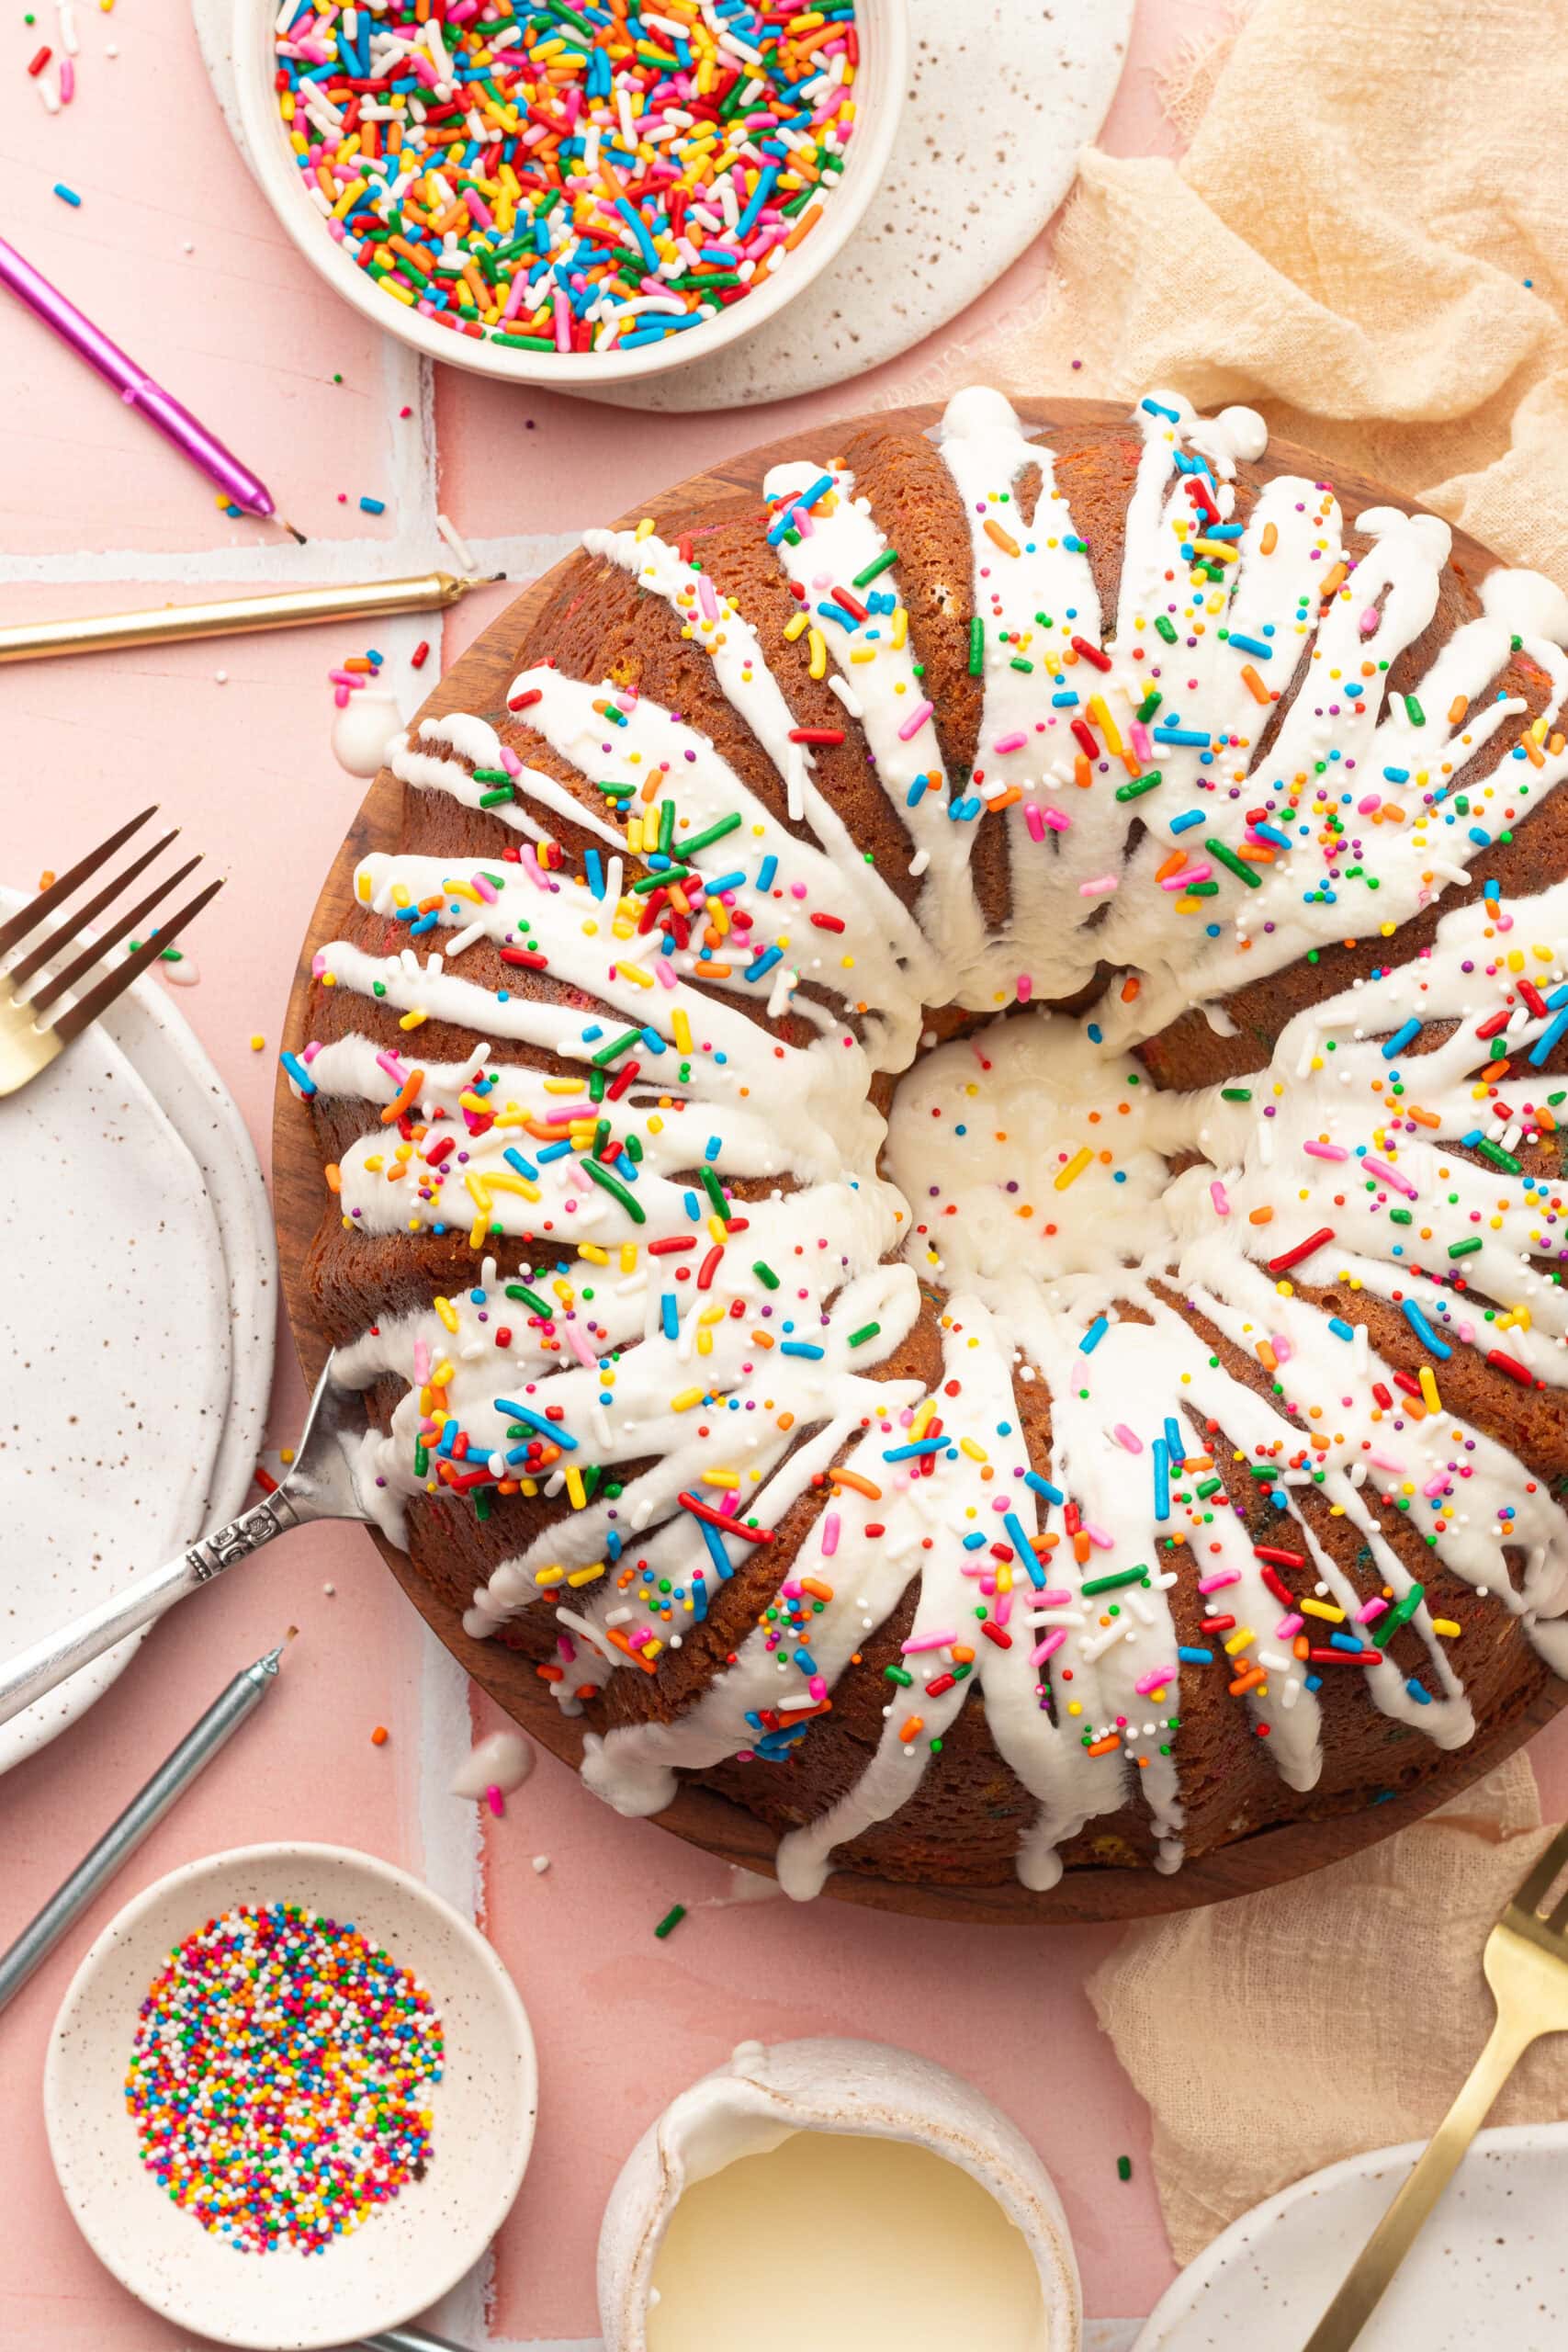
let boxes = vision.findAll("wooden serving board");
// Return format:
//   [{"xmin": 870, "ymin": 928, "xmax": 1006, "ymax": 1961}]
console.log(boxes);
[{"xmin": 276, "ymin": 399, "xmax": 1567, "ymax": 1924}]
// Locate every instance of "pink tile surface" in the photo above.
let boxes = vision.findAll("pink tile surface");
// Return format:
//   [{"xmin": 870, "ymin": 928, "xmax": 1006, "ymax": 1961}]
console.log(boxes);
[
  {"xmin": 2, "ymin": 18, "xmax": 415, "ymax": 553},
  {"xmin": 9, "ymin": 5, "xmax": 1565, "ymax": 2349}
]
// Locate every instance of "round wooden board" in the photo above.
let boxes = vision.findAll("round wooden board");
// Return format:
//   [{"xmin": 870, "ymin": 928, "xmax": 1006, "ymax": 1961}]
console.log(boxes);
[{"xmin": 276, "ymin": 398, "xmax": 1568, "ymax": 1924}]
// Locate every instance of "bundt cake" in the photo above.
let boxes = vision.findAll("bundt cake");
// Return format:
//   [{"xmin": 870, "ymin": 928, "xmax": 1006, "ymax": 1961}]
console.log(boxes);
[{"xmin": 288, "ymin": 388, "xmax": 1568, "ymax": 1897}]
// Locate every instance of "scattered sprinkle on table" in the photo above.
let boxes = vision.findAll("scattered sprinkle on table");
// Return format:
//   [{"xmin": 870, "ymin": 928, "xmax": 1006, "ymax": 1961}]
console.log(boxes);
[
  {"xmin": 1117, "ymin": 2154, "xmax": 1133, "ymax": 2182},
  {"xmin": 272, "ymin": 0, "xmax": 861, "ymax": 356},
  {"xmin": 652, "ymin": 1902, "xmax": 686, "ymax": 1939},
  {"xmin": 371, "ymin": 1723, "xmax": 389, "ymax": 1745},
  {"xmin": 331, "ymin": 641, "xmax": 386, "ymax": 710},
  {"xmin": 125, "ymin": 1902, "xmax": 443, "ymax": 2256},
  {"xmin": 52, "ymin": 182, "xmax": 81, "ymax": 207}
]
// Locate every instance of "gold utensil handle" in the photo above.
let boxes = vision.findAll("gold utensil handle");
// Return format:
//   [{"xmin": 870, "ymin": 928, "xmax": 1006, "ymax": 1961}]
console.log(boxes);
[
  {"xmin": 1302, "ymin": 2011, "xmax": 1539, "ymax": 2350},
  {"xmin": 0, "ymin": 572, "xmax": 475, "ymax": 663}
]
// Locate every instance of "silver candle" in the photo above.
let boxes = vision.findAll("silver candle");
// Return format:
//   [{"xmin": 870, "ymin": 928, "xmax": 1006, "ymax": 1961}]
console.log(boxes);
[{"xmin": 0, "ymin": 1634, "xmax": 293, "ymax": 2012}]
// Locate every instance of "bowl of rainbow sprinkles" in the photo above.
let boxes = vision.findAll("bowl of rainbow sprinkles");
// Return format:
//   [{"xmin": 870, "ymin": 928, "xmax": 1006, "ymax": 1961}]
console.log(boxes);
[{"xmin": 238, "ymin": 0, "xmax": 906, "ymax": 389}]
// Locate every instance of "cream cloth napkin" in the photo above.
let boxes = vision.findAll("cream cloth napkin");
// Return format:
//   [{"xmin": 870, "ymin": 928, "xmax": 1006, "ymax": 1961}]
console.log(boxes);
[
  {"xmin": 925, "ymin": 0, "xmax": 1568, "ymax": 588},
  {"xmin": 1087, "ymin": 1758, "xmax": 1568, "ymax": 2264}
]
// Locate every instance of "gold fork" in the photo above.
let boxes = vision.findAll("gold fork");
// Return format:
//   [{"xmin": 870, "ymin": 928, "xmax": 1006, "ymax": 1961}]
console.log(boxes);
[
  {"xmin": 0, "ymin": 806, "xmax": 222, "ymax": 1097},
  {"xmin": 1303, "ymin": 1815, "xmax": 1568, "ymax": 2348}
]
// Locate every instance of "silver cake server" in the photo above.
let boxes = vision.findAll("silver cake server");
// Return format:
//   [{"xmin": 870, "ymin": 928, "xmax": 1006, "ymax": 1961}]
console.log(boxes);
[{"xmin": 0, "ymin": 1356, "xmax": 374, "ymax": 1729}]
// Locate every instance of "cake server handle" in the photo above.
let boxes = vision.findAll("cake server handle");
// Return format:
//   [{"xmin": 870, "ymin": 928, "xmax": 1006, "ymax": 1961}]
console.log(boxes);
[{"xmin": 0, "ymin": 1356, "xmax": 369, "ymax": 1727}]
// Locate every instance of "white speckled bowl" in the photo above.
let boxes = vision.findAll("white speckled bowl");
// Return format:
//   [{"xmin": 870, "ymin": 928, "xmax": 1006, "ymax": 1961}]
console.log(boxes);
[
  {"xmin": 597, "ymin": 2035, "xmax": 1081, "ymax": 2349},
  {"xmin": 45, "ymin": 1843, "xmax": 536, "ymax": 2352},
  {"xmin": 231, "ymin": 0, "xmax": 908, "ymax": 390}
]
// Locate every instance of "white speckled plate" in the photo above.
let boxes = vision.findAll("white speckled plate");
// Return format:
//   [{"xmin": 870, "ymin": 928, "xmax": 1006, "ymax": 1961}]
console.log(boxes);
[
  {"xmin": 193, "ymin": 0, "xmax": 1133, "ymax": 412},
  {"xmin": 1134, "ymin": 2122, "xmax": 1568, "ymax": 2350},
  {"xmin": 45, "ymin": 1841, "xmax": 537, "ymax": 2351},
  {"xmin": 0, "ymin": 888, "xmax": 275, "ymax": 1770}
]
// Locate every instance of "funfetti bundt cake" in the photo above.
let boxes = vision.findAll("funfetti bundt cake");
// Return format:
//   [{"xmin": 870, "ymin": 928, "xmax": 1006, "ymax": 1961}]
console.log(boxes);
[{"xmin": 288, "ymin": 387, "xmax": 1568, "ymax": 1899}]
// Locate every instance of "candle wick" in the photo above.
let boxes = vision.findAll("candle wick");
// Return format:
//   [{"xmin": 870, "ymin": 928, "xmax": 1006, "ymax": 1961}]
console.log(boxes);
[{"xmin": 256, "ymin": 1626, "xmax": 300, "ymax": 1676}]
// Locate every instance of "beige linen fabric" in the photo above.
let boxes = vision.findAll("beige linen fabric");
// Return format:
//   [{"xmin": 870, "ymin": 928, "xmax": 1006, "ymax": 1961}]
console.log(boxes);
[
  {"xmin": 1087, "ymin": 1758, "xmax": 1568, "ymax": 2262},
  {"xmin": 915, "ymin": 0, "xmax": 1568, "ymax": 588}
]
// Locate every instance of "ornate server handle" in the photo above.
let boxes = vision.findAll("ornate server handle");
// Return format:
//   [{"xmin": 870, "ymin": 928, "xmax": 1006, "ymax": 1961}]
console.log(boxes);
[{"xmin": 0, "ymin": 1488, "xmax": 301, "ymax": 1729}]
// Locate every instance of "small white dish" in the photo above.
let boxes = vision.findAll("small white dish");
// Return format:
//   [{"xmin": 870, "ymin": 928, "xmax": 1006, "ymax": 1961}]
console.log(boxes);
[
  {"xmin": 0, "ymin": 886, "xmax": 275, "ymax": 1771},
  {"xmin": 598, "ymin": 2035, "xmax": 1080, "ymax": 2350},
  {"xmin": 1134, "ymin": 2120, "xmax": 1568, "ymax": 2350},
  {"xmin": 227, "ymin": 0, "xmax": 907, "ymax": 390},
  {"xmin": 46, "ymin": 1841, "xmax": 537, "ymax": 2352}
]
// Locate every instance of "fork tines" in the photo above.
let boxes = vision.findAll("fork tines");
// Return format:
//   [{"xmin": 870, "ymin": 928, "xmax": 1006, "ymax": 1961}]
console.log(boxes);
[
  {"xmin": 1507, "ymin": 1815, "xmax": 1568, "ymax": 1933},
  {"xmin": 0, "ymin": 805, "xmax": 223, "ymax": 1047}
]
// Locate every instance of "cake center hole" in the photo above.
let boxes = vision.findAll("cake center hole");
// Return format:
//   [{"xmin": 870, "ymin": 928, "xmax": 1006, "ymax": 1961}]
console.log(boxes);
[{"xmin": 886, "ymin": 1012, "xmax": 1180, "ymax": 1293}]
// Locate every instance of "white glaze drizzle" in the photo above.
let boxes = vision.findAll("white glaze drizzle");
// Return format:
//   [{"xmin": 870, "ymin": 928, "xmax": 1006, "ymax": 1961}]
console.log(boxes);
[
  {"xmin": 582, "ymin": 520, "xmax": 936, "ymax": 989},
  {"xmin": 395, "ymin": 707, "xmax": 627, "ymax": 853},
  {"xmin": 760, "ymin": 453, "xmax": 990, "ymax": 995}
]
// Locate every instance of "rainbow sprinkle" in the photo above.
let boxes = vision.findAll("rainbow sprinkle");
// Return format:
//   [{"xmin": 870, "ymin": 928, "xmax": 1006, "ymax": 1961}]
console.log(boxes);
[
  {"xmin": 125, "ymin": 1903, "xmax": 444, "ymax": 2256},
  {"xmin": 272, "ymin": 0, "xmax": 860, "ymax": 356},
  {"xmin": 332, "ymin": 642, "xmax": 387, "ymax": 709}
]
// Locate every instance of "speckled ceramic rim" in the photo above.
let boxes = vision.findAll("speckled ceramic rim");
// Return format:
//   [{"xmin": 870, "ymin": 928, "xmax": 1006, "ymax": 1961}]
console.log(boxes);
[
  {"xmin": 1131, "ymin": 2121, "xmax": 1568, "ymax": 2349},
  {"xmin": 0, "ymin": 886, "xmax": 276, "ymax": 1774},
  {"xmin": 231, "ymin": 0, "xmax": 908, "ymax": 389},
  {"xmin": 43, "ymin": 1840, "xmax": 537, "ymax": 2351}
]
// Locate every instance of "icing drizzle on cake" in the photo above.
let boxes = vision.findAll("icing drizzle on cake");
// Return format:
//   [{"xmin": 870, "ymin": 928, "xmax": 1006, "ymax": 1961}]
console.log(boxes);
[{"xmin": 298, "ymin": 389, "xmax": 1568, "ymax": 1896}]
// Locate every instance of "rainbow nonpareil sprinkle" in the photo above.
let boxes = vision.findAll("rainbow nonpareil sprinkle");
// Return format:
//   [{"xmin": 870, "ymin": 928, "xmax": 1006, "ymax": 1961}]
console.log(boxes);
[
  {"xmin": 272, "ymin": 0, "xmax": 859, "ymax": 356},
  {"xmin": 125, "ymin": 1902, "xmax": 444, "ymax": 2256}
]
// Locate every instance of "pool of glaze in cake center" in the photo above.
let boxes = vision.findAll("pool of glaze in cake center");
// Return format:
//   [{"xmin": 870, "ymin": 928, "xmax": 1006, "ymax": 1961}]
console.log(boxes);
[{"xmin": 646, "ymin": 2127, "xmax": 1048, "ymax": 2350}]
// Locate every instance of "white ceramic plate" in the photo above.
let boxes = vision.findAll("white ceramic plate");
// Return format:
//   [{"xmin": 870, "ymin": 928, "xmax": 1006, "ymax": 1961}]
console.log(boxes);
[
  {"xmin": 1134, "ymin": 2122, "xmax": 1568, "ymax": 2351},
  {"xmin": 193, "ymin": 0, "xmax": 1133, "ymax": 411},
  {"xmin": 46, "ymin": 1841, "xmax": 538, "ymax": 2351},
  {"xmin": 585, "ymin": 0, "xmax": 1135, "ymax": 414},
  {"xmin": 0, "ymin": 888, "xmax": 275, "ymax": 1770}
]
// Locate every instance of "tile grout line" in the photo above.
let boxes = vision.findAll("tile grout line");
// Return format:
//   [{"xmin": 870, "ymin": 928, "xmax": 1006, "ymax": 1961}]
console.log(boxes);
[{"xmin": 0, "ymin": 530, "xmax": 581, "ymax": 588}]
